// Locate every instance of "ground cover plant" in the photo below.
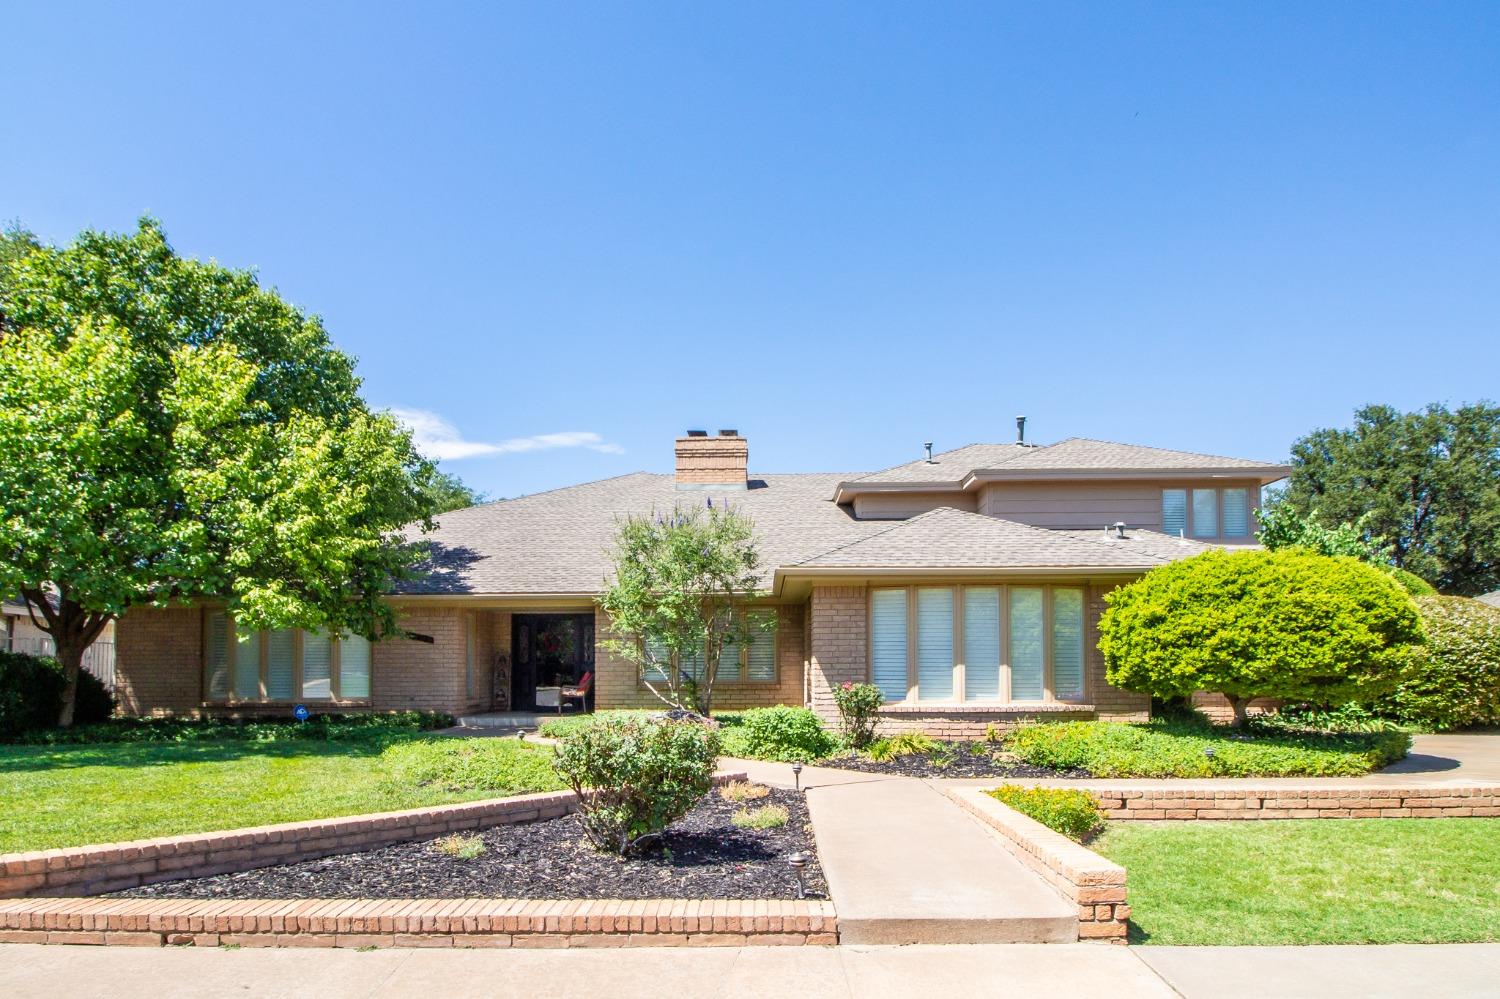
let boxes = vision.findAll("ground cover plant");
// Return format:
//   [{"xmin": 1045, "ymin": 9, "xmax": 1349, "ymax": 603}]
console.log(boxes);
[
  {"xmin": 116, "ymin": 786, "xmax": 825, "ymax": 901},
  {"xmin": 1095, "ymin": 818, "xmax": 1500, "ymax": 944},
  {"xmin": 551, "ymin": 715, "xmax": 719, "ymax": 855},
  {"xmin": 15, "ymin": 710, "xmax": 454, "ymax": 745},
  {"xmin": 1005, "ymin": 719, "xmax": 1410, "ymax": 778},
  {"xmin": 1099, "ymin": 548, "xmax": 1424, "ymax": 726},
  {"xmin": 987, "ymin": 785, "xmax": 1104, "ymax": 841},
  {"xmin": 0, "ymin": 735, "xmax": 559, "ymax": 852}
]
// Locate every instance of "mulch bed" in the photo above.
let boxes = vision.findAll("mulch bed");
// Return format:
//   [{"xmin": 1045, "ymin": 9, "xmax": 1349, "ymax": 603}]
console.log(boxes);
[
  {"xmin": 112, "ymin": 787, "xmax": 826, "ymax": 901},
  {"xmin": 817, "ymin": 742, "xmax": 1091, "ymax": 779}
]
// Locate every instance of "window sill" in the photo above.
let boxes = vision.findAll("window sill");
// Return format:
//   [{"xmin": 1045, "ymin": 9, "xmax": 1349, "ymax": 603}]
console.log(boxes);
[{"xmin": 877, "ymin": 702, "xmax": 1094, "ymax": 715}]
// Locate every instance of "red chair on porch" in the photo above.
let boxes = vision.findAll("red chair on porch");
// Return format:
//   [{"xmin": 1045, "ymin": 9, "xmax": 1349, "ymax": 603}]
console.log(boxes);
[{"xmin": 559, "ymin": 671, "xmax": 593, "ymax": 714}]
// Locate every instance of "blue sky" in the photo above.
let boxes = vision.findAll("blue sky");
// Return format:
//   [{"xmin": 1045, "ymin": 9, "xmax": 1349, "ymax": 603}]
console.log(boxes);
[{"xmin": 7, "ymin": 2, "xmax": 1498, "ymax": 499}]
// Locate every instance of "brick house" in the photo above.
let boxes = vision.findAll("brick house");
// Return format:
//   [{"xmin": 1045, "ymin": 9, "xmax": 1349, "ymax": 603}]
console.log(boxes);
[{"xmin": 113, "ymin": 428, "xmax": 1288, "ymax": 735}]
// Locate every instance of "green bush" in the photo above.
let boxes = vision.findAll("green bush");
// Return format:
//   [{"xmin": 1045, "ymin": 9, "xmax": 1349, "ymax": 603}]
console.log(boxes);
[
  {"xmin": 1100, "ymin": 549, "xmax": 1424, "ymax": 726},
  {"xmin": 1371, "ymin": 596, "xmax": 1500, "ymax": 731},
  {"xmin": 0, "ymin": 651, "xmax": 114, "ymax": 741},
  {"xmin": 17, "ymin": 710, "xmax": 453, "ymax": 745},
  {"xmin": 727, "ymin": 706, "xmax": 835, "ymax": 762},
  {"xmin": 1256, "ymin": 702, "xmax": 1403, "ymax": 734},
  {"xmin": 551, "ymin": 716, "xmax": 720, "ymax": 855},
  {"xmin": 987, "ymin": 784, "xmax": 1105, "ymax": 841},
  {"xmin": 1386, "ymin": 567, "xmax": 1436, "ymax": 596},
  {"xmin": 380, "ymin": 737, "xmax": 564, "ymax": 795},
  {"xmin": 831, "ymin": 681, "xmax": 885, "ymax": 749},
  {"xmin": 1006, "ymin": 720, "xmax": 1411, "ymax": 778}
]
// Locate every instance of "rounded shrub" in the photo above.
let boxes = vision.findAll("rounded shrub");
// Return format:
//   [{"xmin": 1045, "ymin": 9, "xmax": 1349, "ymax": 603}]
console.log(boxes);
[
  {"xmin": 551, "ymin": 716, "xmax": 720, "ymax": 855},
  {"xmin": 734, "ymin": 705, "xmax": 836, "ymax": 762},
  {"xmin": 1370, "ymin": 595, "xmax": 1500, "ymax": 730},
  {"xmin": 1386, "ymin": 567, "xmax": 1436, "ymax": 597},
  {"xmin": 0, "ymin": 651, "xmax": 114, "ymax": 740},
  {"xmin": 1099, "ymin": 549, "xmax": 1424, "ymax": 726}
]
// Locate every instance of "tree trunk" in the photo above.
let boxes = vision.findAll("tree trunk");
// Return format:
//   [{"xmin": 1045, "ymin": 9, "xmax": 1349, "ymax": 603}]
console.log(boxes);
[
  {"xmin": 55, "ymin": 637, "xmax": 86, "ymax": 728},
  {"xmin": 1226, "ymin": 694, "xmax": 1252, "ymax": 729}
]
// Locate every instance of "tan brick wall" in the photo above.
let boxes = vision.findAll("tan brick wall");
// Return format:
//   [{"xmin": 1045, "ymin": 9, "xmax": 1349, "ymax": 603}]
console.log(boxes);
[
  {"xmin": 594, "ymin": 604, "xmax": 805, "ymax": 712},
  {"xmin": 1190, "ymin": 691, "xmax": 1279, "ymax": 722},
  {"xmin": 374, "ymin": 606, "xmax": 483, "ymax": 715},
  {"xmin": 114, "ymin": 607, "xmax": 203, "ymax": 717},
  {"xmin": 1088, "ymin": 584, "xmax": 1151, "ymax": 722},
  {"xmin": 1094, "ymin": 786, "xmax": 1500, "ymax": 820},
  {"xmin": 807, "ymin": 585, "xmax": 869, "ymax": 725}
]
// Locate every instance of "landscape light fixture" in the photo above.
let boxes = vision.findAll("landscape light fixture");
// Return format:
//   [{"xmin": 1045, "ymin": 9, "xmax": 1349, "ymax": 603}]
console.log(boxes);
[
  {"xmin": 792, "ymin": 762, "xmax": 803, "ymax": 792},
  {"xmin": 787, "ymin": 852, "xmax": 809, "ymax": 899}
]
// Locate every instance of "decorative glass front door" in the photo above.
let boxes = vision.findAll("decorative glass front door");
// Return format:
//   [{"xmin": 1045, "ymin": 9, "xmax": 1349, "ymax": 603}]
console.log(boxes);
[{"xmin": 511, "ymin": 614, "xmax": 595, "ymax": 711}]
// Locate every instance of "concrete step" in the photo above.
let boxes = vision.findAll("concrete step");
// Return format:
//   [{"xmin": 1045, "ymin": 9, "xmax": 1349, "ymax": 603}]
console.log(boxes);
[
  {"xmin": 806, "ymin": 778, "xmax": 1079, "ymax": 945},
  {"xmin": 454, "ymin": 711, "xmax": 557, "ymax": 729}
]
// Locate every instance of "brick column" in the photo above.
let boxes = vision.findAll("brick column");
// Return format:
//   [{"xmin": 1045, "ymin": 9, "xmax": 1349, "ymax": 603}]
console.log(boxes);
[{"xmin": 807, "ymin": 585, "xmax": 867, "ymax": 726}]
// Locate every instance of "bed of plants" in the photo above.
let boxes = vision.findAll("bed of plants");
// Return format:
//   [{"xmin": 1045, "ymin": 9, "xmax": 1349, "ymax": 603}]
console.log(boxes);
[
  {"xmin": 986, "ymin": 784, "xmax": 1105, "ymax": 841},
  {"xmin": 14, "ymin": 710, "xmax": 456, "ymax": 745}
]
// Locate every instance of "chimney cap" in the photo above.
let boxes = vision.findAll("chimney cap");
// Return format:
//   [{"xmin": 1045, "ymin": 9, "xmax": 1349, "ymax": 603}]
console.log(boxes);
[
  {"xmin": 685, "ymin": 429, "xmax": 708, "ymax": 437},
  {"xmin": 718, "ymin": 429, "xmax": 738, "ymax": 437}
]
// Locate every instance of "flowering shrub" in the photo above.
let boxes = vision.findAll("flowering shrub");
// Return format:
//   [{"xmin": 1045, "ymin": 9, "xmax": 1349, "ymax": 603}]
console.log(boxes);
[{"xmin": 831, "ymin": 681, "xmax": 884, "ymax": 749}]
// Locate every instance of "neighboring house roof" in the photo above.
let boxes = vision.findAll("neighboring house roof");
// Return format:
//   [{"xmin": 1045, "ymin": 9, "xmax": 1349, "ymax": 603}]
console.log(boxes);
[
  {"xmin": 849, "ymin": 443, "xmax": 1033, "ymax": 484},
  {"xmin": 1478, "ymin": 591, "xmax": 1500, "ymax": 608},
  {"xmin": 785, "ymin": 507, "xmax": 1214, "ymax": 571}
]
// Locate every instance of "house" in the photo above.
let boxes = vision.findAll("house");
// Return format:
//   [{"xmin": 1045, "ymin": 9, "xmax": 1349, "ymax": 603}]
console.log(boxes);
[
  {"xmin": 2, "ymin": 597, "xmax": 117, "ymax": 690},
  {"xmin": 112, "ymin": 427, "xmax": 1289, "ymax": 734}
]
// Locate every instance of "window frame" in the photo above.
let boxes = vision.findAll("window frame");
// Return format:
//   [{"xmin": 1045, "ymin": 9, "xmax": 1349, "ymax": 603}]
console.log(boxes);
[
  {"xmin": 203, "ymin": 610, "xmax": 372, "ymax": 705},
  {"xmin": 1161, "ymin": 484, "xmax": 1257, "ymax": 541},
  {"xmin": 635, "ymin": 608, "xmax": 781, "ymax": 689},
  {"xmin": 866, "ymin": 584, "xmax": 1091, "ymax": 706}
]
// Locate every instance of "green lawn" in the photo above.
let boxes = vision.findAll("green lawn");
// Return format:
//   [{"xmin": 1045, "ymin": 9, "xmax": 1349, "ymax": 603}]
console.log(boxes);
[
  {"xmin": 0, "ymin": 736, "xmax": 564, "ymax": 852},
  {"xmin": 1094, "ymin": 818, "xmax": 1500, "ymax": 945}
]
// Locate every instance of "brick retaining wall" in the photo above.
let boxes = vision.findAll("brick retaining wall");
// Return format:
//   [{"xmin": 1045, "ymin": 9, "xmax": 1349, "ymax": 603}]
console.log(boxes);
[
  {"xmin": 0, "ymin": 897, "xmax": 837, "ymax": 948},
  {"xmin": 0, "ymin": 773, "xmax": 749, "ymax": 899},
  {"xmin": 944, "ymin": 787, "xmax": 1127, "ymax": 942},
  {"xmin": 1091, "ymin": 785, "xmax": 1500, "ymax": 820}
]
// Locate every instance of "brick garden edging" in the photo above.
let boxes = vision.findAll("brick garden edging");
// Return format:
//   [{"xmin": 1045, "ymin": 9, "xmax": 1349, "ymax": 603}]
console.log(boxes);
[
  {"xmin": 0, "ymin": 896, "xmax": 838, "ymax": 948},
  {"xmin": 0, "ymin": 773, "xmax": 749, "ymax": 899},
  {"xmin": 1085, "ymin": 784, "xmax": 1500, "ymax": 820},
  {"xmin": 943, "ymin": 787, "xmax": 1128, "ymax": 943}
]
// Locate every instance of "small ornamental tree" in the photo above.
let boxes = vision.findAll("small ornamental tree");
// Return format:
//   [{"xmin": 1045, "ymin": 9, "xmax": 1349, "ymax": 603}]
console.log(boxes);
[
  {"xmin": 599, "ymin": 503, "xmax": 761, "ymax": 715},
  {"xmin": 0, "ymin": 220, "xmax": 438, "ymax": 725},
  {"xmin": 1372, "ymin": 596, "xmax": 1500, "ymax": 730},
  {"xmin": 1099, "ymin": 549, "xmax": 1424, "ymax": 727}
]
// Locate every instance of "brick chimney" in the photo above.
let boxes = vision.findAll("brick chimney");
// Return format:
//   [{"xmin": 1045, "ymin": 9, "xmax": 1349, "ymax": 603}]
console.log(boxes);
[{"xmin": 675, "ymin": 430, "xmax": 748, "ymax": 489}]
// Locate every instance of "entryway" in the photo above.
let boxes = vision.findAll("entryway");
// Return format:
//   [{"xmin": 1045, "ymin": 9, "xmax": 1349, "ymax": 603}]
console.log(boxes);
[{"xmin": 510, "ymin": 613, "xmax": 595, "ymax": 712}]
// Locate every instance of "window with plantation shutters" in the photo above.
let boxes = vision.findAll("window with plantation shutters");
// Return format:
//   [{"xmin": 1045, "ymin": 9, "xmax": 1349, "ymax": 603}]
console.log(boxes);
[
  {"xmin": 1051, "ymin": 588, "xmax": 1085, "ymax": 700},
  {"xmin": 745, "ymin": 612, "xmax": 776, "ymax": 682},
  {"xmin": 718, "ymin": 631, "xmax": 742, "ymax": 682},
  {"xmin": 207, "ymin": 612, "xmax": 230, "ymax": 700},
  {"xmin": 916, "ymin": 588, "xmax": 954, "ymax": 701},
  {"xmin": 963, "ymin": 587, "xmax": 1001, "ymax": 701},
  {"xmin": 266, "ymin": 629, "xmax": 296, "ymax": 700},
  {"xmin": 233, "ymin": 630, "xmax": 261, "ymax": 700},
  {"xmin": 1222, "ymin": 488, "xmax": 1250, "ymax": 538},
  {"xmin": 642, "ymin": 638, "xmax": 670, "ymax": 682},
  {"xmin": 1009, "ymin": 588, "xmax": 1044, "ymax": 701},
  {"xmin": 1192, "ymin": 489, "xmax": 1218, "ymax": 538},
  {"xmin": 302, "ymin": 632, "xmax": 332, "ymax": 699},
  {"xmin": 340, "ymin": 634, "xmax": 371, "ymax": 698},
  {"xmin": 1162, "ymin": 489, "xmax": 1187, "ymax": 538},
  {"xmin": 870, "ymin": 588, "xmax": 909, "ymax": 701}
]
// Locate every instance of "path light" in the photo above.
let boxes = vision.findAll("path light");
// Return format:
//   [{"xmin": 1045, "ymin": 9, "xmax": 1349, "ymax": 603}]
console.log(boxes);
[
  {"xmin": 787, "ymin": 852, "xmax": 809, "ymax": 899},
  {"xmin": 517, "ymin": 730, "xmax": 526, "ymax": 741},
  {"xmin": 792, "ymin": 762, "xmax": 803, "ymax": 792},
  {"xmin": 1203, "ymin": 746, "xmax": 1215, "ymax": 759}
]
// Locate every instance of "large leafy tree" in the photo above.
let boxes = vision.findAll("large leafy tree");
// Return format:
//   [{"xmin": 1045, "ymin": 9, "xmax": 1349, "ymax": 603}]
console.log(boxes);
[
  {"xmin": 0, "ymin": 219, "xmax": 437, "ymax": 724},
  {"xmin": 599, "ymin": 503, "xmax": 763, "ymax": 715},
  {"xmin": 1276, "ymin": 403, "xmax": 1500, "ymax": 595},
  {"xmin": 422, "ymin": 469, "xmax": 490, "ymax": 514}
]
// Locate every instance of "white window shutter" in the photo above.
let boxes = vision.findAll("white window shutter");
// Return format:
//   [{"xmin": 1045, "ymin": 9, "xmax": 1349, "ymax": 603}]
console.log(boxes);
[
  {"xmin": 915, "ymin": 588, "xmax": 954, "ymax": 701},
  {"xmin": 745, "ymin": 612, "xmax": 776, "ymax": 682},
  {"xmin": 1192, "ymin": 489, "xmax": 1218, "ymax": 538},
  {"xmin": 1162, "ymin": 489, "xmax": 1187, "ymax": 537},
  {"xmin": 303, "ymin": 632, "xmax": 333, "ymax": 698},
  {"xmin": 206, "ymin": 612, "xmax": 230, "ymax": 700},
  {"xmin": 1009, "ymin": 588, "xmax": 1044, "ymax": 701},
  {"xmin": 1221, "ymin": 488, "xmax": 1250, "ymax": 537},
  {"xmin": 870, "ymin": 589, "xmax": 909, "ymax": 702},
  {"xmin": 233, "ymin": 629, "xmax": 260, "ymax": 700},
  {"xmin": 1051, "ymin": 588, "xmax": 1085, "ymax": 700},
  {"xmin": 266, "ymin": 629, "xmax": 296, "ymax": 700},
  {"xmin": 963, "ymin": 588, "xmax": 1001, "ymax": 701},
  {"xmin": 340, "ymin": 634, "xmax": 371, "ymax": 698}
]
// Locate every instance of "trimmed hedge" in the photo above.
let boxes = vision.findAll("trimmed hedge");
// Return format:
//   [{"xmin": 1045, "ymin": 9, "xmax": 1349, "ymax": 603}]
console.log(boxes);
[
  {"xmin": 725, "ymin": 705, "xmax": 836, "ymax": 762},
  {"xmin": 1006, "ymin": 719, "xmax": 1411, "ymax": 778},
  {"xmin": 16, "ymin": 710, "xmax": 454, "ymax": 745},
  {"xmin": 1372, "ymin": 595, "xmax": 1500, "ymax": 730},
  {"xmin": 0, "ymin": 651, "xmax": 114, "ymax": 741},
  {"xmin": 988, "ymin": 784, "xmax": 1105, "ymax": 841}
]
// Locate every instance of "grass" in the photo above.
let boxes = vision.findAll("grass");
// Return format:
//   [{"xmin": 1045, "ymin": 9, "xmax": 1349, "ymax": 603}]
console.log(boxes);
[
  {"xmin": 719, "ymin": 780, "xmax": 771, "ymax": 803},
  {"xmin": 731, "ymin": 804, "xmax": 789, "ymax": 829},
  {"xmin": 1006, "ymin": 719, "xmax": 1412, "ymax": 777},
  {"xmin": 0, "ymin": 735, "xmax": 564, "ymax": 852},
  {"xmin": 1094, "ymin": 818, "xmax": 1500, "ymax": 945},
  {"xmin": 432, "ymin": 833, "xmax": 486, "ymax": 860}
]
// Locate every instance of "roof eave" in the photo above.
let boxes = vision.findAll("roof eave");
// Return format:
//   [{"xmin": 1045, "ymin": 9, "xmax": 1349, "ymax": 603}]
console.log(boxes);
[{"xmin": 966, "ymin": 466, "xmax": 1293, "ymax": 486}]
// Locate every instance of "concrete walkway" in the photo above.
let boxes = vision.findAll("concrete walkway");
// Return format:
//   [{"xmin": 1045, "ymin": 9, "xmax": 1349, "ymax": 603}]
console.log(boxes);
[{"xmin": 6, "ymin": 941, "xmax": 1500, "ymax": 997}]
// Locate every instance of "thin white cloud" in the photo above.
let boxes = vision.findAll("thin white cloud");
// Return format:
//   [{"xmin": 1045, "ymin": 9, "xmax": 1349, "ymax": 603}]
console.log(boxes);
[{"xmin": 390, "ymin": 408, "xmax": 625, "ymax": 461}]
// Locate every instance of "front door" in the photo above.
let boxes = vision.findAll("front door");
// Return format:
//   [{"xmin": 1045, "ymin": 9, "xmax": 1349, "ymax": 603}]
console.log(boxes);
[{"xmin": 511, "ymin": 614, "xmax": 595, "ymax": 711}]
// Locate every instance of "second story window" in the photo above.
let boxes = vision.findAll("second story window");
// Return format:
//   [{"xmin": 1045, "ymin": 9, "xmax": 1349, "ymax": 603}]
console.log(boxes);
[{"xmin": 1162, "ymin": 487, "xmax": 1252, "ymax": 540}]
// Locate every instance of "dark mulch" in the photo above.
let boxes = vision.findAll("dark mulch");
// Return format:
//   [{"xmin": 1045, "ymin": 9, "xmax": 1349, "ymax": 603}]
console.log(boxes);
[
  {"xmin": 112, "ymin": 788, "xmax": 826, "ymax": 901},
  {"xmin": 818, "ymin": 742, "xmax": 1092, "ymax": 779}
]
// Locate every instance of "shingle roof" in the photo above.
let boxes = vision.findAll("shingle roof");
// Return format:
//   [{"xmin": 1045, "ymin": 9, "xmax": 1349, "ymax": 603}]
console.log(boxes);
[
  {"xmin": 849, "ymin": 443, "xmax": 1032, "ymax": 484},
  {"xmin": 401, "ymin": 472, "xmax": 892, "ymax": 595},
  {"xmin": 788, "ymin": 507, "xmax": 1215, "ymax": 570}
]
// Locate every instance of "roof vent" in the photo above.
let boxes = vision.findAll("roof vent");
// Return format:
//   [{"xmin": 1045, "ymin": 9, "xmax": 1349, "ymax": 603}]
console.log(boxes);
[
  {"xmin": 1112, "ymin": 522, "xmax": 1129, "ymax": 539},
  {"xmin": 1016, "ymin": 415, "xmax": 1027, "ymax": 444},
  {"xmin": 924, "ymin": 442, "xmax": 934, "ymax": 463},
  {"xmin": 685, "ymin": 429, "xmax": 708, "ymax": 437}
]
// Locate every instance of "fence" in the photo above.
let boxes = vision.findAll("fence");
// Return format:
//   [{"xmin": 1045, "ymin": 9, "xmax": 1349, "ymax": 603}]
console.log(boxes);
[{"xmin": 3, "ymin": 635, "xmax": 116, "ymax": 691}]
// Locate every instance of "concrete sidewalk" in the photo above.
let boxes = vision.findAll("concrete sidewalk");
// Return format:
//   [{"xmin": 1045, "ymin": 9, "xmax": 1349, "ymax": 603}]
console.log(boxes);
[{"xmin": 1137, "ymin": 943, "xmax": 1500, "ymax": 998}]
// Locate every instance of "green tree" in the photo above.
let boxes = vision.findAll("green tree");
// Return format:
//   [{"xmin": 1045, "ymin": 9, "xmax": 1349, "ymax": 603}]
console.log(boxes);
[
  {"xmin": 421, "ymin": 468, "xmax": 489, "ymax": 514},
  {"xmin": 0, "ymin": 220, "xmax": 41, "ymax": 327},
  {"xmin": 1279, "ymin": 403, "xmax": 1500, "ymax": 595},
  {"xmin": 1256, "ymin": 503, "xmax": 1435, "ymax": 596},
  {"xmin": 0, "ymin": 218, "xmax": 436, "ymax": 725},
  {"xmin": 599, "ymin": 503, "xmax": 763, "ymax": 715},
  {"xmin": 1099, "ymin": 549, "xmax": 1424, "ymax": 727}
]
